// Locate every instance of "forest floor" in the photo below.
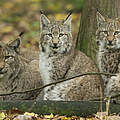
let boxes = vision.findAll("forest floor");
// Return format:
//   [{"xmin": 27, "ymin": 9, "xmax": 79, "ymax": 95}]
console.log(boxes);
[{"xmin": 0, "ymin": 108, "xmax": 120, "ymax": 120}]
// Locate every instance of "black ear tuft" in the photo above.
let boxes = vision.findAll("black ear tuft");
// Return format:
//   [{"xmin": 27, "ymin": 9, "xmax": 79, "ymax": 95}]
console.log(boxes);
[
  {"xmin": 65, "ymin": 12, "xmax": 72, "ymax": 21},
  {"xmin": 63, "ymin": 12, "xmax": 72, "ymax": 32},
  {"xmin": 19, "ymin": 32, "xmax": 24, "ymax": 37},
  {"xmin": 96, "ymin": 8, "xmax": 99, "ymax": 12},
  {"xmin": 40, "ymin": 10, "xmax": 44, "ymax": 14}
]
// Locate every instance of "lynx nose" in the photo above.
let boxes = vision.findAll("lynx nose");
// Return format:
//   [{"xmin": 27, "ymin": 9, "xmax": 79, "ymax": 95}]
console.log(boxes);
[
  {"xmin": 108, "ymin": 40, "xmax": 113, "ymax": 46},
  {"xmin": 52, "ymin": 38, "xmax": 59, "ymax": 48},
  {"xmin": 109, "ymin": 41, "xmax": 112, "ymax": 44},
  {"xmin": 53, "ymin": 43, "xmax": 57, "ymax": 47}
]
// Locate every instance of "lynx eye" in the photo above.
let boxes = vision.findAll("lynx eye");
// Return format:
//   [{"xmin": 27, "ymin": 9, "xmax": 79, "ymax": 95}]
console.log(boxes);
[
  {"xmin": 114, "ymin": 31, "xmax": 120, "ymax": 35},
  {"xmin": 102, "ymin": 31, "xmax": 108, "ymax": 35},
  {"xmin": 47, "ymin": 33, "xmax": 52, "ymax": 37},
  {"xmin": 5, "ymin": 56, "xmax": 12, "ymax": 59},
  {"xmin": 59, "ymin": 33, "xmax": 64, "ymax": 37}
]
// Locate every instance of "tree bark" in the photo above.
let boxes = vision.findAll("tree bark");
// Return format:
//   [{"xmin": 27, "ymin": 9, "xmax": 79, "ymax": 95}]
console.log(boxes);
[{"xmin": 76, "ymin": 0, "xmax": 120, "ymax": 62}]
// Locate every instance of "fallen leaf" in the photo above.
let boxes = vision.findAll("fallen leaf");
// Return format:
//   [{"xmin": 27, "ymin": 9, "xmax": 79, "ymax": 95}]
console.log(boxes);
[
  {"xmin": 24, "ymin": 112, "xmax": 38, "ymax": 117},
  {"xmin": 0, "ymin": 112, "xmax": 6, "ymax": 120},
  {"xmin": 44, "ymin": 113, "xmax": 54, "ymax": 119}
]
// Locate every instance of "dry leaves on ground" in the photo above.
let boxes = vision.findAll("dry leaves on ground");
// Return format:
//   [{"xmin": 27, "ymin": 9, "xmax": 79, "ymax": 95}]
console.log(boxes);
[{"xmin": 0, "ymin": 108, "xmax": 120, "ymax": 120}]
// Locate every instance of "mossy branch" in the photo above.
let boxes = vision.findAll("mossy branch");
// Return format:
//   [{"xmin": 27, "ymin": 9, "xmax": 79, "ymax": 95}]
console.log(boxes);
[{"xmin": 0, "ymin": 72, "xmax": 116, "ymax": 97}]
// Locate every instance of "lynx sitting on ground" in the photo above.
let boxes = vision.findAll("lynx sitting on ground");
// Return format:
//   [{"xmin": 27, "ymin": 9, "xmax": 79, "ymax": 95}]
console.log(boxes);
[
  {"xmin": 0, "ymin": 33, "xmax": 42, "ymax": 100},
  {"xmin": 96, "ymin": 12, "xmax": 120, "ymax": 98},
  {"xmin": 38, "ymin": 13, "xmax": 101, "ymax": 101}
]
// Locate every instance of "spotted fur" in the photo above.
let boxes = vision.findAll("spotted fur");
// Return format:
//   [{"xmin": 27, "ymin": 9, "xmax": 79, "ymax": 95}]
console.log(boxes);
[
  {"xmin": 96, "ymin": 12, "xmax": 120, "ymax": 97},
  {"xmin": 38, "ymin": 13, "xmax": 101, "ymax": 101},
  {"xmin": 0, "ymin": 35, "xmax": 42, "ymax": 100}
]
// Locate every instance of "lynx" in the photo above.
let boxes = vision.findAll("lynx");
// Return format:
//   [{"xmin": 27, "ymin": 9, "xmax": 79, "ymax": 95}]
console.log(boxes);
[
  {"xmin": 38, "ymin": 13, "xmax": 101, "ymax": 101},
  {"xmin": 96, "ymin": 12, "xmax": 120, "ymax": 97},
  {"xmin": 0, "ymin": 33, "xmax": 42, "ymax": 100}
]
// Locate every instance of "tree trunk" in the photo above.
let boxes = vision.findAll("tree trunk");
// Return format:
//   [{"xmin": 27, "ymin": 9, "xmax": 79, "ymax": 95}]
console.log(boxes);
[{"xmin": 76, "ymin": 0, "xmax": 120, "ymax": 63}]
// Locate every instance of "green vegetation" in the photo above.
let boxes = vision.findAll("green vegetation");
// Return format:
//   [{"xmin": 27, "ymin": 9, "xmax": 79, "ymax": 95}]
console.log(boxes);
[{"xmin": 0, "ymin": 0, "xmax": 83, "ymax": 50}]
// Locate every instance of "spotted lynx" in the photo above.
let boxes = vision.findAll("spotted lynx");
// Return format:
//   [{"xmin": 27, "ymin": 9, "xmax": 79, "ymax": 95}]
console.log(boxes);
[
  {"xmin": 0, "ymin": 33, "xmax": 42, "ymax": 100},
  {"xmin": 96, "ymin": 12, "xmax": 120, "ymax": 97},
  {"xmin": 38, "ymin": 13, "xmax": 101, "ymax": 101}
]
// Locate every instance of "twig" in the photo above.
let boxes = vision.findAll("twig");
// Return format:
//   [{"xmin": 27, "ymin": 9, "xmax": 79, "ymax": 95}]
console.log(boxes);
[
  {"xmin": 0, "ymin": 72, "xmax": 116, "ymax": 96},
  {"xmin": 90, "ymin": 94, "xmax": 120, "ymax": 101}
]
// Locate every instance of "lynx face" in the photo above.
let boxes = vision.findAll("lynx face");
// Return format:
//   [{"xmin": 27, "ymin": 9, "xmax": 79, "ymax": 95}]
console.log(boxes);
[
  {"xmin": 40, "ymin": 14, "xmax": 73, "ymax": 55},
  {"xmin": 0, "ymin": 38, "xmax": 20, "ymax": 80},
  {"xmin": 96, "ymin": 12, "xmax": 120, "ymax": 50}
]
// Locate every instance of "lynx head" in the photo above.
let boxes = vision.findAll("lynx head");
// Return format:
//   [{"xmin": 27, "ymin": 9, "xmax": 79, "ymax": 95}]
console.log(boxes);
[
  {"xmin": 40, "ymin": 13, "xmax": 73, "ymax": 55},
  {"xmin": 96, "ymin": 12, "xmax": 120, "ymax": 50},
  {"xmin": 0, "ymin": 32, "xmax": 23, "ymax": 81}
]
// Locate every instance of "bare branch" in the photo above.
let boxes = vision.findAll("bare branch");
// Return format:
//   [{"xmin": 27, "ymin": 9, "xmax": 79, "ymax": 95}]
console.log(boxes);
[
  {"xmin": 91, "ymin": 93, "xmax": 120, "ymax": 101},
  {"xmin": 0, "ymin": 72, "xmax": 116, "ymax": 97}
]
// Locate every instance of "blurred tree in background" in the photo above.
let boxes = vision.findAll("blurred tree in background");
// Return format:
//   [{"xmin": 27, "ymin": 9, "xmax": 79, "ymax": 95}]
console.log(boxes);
[{"xmin": 0, "ymin": 0, "xmax": 83, "ymax": 50}]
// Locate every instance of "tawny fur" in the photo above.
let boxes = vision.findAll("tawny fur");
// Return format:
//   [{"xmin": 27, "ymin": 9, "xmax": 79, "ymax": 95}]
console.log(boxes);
[
  {"xmin": 96, "ymin": 12, "xmax": 120, "ymax": 98},
  {"xmin": 0, "ymin": 37, "xmax": 42, "ymax": 100},
  {"xmin": 38, "ymin": 13, "xmax": 101, "ymax": 101}
]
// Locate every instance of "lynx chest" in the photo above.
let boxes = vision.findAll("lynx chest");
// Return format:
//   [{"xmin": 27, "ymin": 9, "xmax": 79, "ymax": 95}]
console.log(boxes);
[
  {"xmin": 39, "ymin": 52, "xmax": 52, "ymax": 85},
  {"xmin": 39, "ymin": 52, "xmax": 72, "ymax": 100}
]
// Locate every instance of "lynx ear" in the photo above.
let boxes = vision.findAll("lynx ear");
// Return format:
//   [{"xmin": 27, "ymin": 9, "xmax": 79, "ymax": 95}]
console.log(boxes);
[
  {"xmin": 96, "ymin": 12, "xmax": 105, "ymax": 27},
  {"xmin": 40, "ymin": 14, "xmax": 50, "ymax": 31},
  {"xmin": 9, "ymin": 38, "xmax": 20, "ymax": 51},
  {"xmin": 8, "ymin": 32, "xmax": 24, "ymax": 51},
  {"xmin": 63, "ymin": 13, "xmax": 72, "ymax": 31}
]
